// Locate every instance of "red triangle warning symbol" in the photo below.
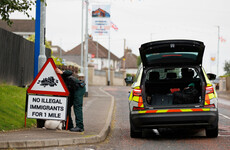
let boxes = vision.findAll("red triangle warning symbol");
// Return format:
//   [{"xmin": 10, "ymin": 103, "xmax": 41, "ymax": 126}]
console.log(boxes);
[{"xmin": 27, "ymin": 58, "xmax": 69, "ymax": 96}]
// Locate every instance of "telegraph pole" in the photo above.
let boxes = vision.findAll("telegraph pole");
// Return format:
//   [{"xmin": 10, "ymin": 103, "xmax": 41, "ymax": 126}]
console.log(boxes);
[
  {"xmin": 80, "ymin": 0, "xmax": 84, "ymax": 74},
  {"xmin": 84, "ymin": 0, "xmax": 89, "ymax": 97},
  {"xmin": 108, "ymin": 35, "xmax": 111, "ymax": 86},
  {"xmin": 217, "ymin": 26, "xmax": 220, "ymax": 76},
  {"xmin": 123, "ymin": 38, "xmax": 126, "ymax": 70}
]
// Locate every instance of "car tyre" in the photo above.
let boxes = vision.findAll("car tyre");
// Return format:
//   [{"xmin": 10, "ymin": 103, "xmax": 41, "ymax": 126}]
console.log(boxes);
[
  {"xmin": 130, "ymin": 124, "xmax": 142, "ymax": 138},
  {"xmin": 206, "ymin": 125, "xmax": 218, "ymax": 138}
]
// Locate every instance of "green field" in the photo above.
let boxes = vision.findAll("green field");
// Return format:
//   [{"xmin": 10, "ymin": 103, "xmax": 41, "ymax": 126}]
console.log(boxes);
[{"xmin": 0, "ymin": 84, "xmax": 36, "ymax": 131}]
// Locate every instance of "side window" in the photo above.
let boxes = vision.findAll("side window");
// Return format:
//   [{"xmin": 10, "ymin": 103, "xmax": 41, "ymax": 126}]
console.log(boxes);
[
  {"xmin": 134, "ymin": 64, "xmax": 142, "ymax": 82},
  {"xmin": 179, "ymin": 67, "xmax": 199, "ymax": 79}
]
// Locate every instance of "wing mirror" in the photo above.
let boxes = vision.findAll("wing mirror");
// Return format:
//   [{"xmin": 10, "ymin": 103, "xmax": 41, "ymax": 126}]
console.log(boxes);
[{"xmin": 207, "ymin": 73, "xmax": 216, "ymax": 80}]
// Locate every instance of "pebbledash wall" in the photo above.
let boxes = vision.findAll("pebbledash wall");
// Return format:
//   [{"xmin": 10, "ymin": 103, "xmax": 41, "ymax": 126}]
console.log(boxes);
[
  {"xmin": 219, "ymin": 77, "xmax": 230, "ymax": 91},
  {"xmin": 88, "ymin": 65, "xmax": 126, "ymax": 86}
]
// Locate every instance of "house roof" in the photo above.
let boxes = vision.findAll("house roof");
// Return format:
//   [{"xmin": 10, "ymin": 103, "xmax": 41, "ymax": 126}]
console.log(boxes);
[
  {"xmin": 121, "ymin": 49, "xmax": 138, "ymax": 69},
  {"xmin": 0, "ymin": 19, "xmax": 35, "ymax": 33},
  {"xmin": 64, "ymin": 39, "xmax": 119, "ymax": 61},
  {"xmin": 51, "ymin": 45, "xmax": 66, "ymax": 57}
]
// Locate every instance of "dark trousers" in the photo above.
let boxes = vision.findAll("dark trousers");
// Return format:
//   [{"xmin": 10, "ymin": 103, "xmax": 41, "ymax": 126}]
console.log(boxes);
[
  {"xmin": 67, "ymin": 105, "xmax": 74, "ymax": 129},
  {"xmin": 68, "ymin": 91, "xmax": 84, "ymax": 129},
  {"xmin": 73, "ymin": 93, "xmax": 84, "ymax": 129}
]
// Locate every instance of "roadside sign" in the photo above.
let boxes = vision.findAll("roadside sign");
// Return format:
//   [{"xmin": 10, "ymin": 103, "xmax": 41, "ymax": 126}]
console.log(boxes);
[
  {"xmin": 27, "ymin": 58, "xmax": 69, "ymax": 96},
  {"xmin": 27, "ymin": 95, "xmax": 67, "ymax": 120}
]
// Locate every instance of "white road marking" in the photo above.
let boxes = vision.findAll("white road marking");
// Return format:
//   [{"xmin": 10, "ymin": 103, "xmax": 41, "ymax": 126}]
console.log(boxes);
[
  {"xmin": 219, "ymin": 113, "xmax": 230, "ymax": 120},
  {"xmin": 218, "ymin": 135, "xmax": 230, "ymax": 137}
]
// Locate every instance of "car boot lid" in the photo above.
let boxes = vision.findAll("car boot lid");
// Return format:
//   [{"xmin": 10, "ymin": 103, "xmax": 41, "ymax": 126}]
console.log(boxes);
[{"xmin": 139, "ymin": 39, "xmax": 205, "ymax": 67}]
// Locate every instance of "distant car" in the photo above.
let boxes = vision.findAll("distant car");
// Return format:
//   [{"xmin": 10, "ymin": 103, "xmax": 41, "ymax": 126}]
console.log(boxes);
[
  {"xmin": 124, "ymin": 76, "xmax": 133, "ymax": 86},
  {"xmin": 128, "ymin": 40, "xmax": 218, "ymax": 138}
]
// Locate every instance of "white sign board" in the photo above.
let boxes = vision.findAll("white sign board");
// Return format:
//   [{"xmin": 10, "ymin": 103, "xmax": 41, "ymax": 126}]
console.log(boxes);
[
  {"xmin": 27, "ymin": 95, "xmax": 67, "ymax": 120},
  {"xmin": 92, "ymin": 5, "xmax": 111, "ymax": 36}
]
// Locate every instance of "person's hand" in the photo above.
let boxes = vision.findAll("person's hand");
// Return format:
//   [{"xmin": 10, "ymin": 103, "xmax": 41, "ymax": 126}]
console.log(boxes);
[{"xmin": 55, "ymin": 68, "xmax": 63, "ymax": 74}]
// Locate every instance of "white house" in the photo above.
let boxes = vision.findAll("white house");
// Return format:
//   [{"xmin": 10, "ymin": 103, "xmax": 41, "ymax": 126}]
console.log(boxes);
[{"xmin": 63, "ymin": 38, "xmax": 120, "ymax": 71}]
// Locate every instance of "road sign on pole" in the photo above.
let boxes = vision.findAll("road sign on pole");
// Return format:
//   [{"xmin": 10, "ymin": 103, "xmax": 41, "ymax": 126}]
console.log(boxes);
[
  {"xmin": 27, "ymin": 58, "xmax": 69, "ymax": 121},
  {"xmin": 27, "ymin": 58, "xmax": 69, "ymax": 96}
]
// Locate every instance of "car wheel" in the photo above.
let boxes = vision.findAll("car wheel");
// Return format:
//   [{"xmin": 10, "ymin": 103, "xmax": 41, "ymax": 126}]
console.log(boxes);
[
  {"xmin": 130, "ymin": 124, "xmax": 142, "ymax": 138},
  {"xmin": 206, "ymin": 125, "xmax": 218, "ymax": 138}
]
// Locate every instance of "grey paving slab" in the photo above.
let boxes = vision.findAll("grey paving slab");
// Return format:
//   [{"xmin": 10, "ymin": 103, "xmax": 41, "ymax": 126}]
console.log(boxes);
[{"xmin": 0, "ymin": 86, "xmax": 114, "ymax": 149}]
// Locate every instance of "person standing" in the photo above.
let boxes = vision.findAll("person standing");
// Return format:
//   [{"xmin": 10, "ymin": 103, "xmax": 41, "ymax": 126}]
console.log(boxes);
[
  {"xmin": 55, "ymin": 68, "xmax": 85, "ymax": 132},
  {"xmin": 70, "ymin": 73, "xmax": 86, "ymax": 132}
]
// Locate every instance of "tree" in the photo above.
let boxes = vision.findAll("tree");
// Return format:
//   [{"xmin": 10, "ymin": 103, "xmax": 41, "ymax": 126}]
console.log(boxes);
[
  {"xmin": 27, "ymin": 34, "xmax": 63, "ymax": 66},
  {"xmin": 0, "ymin": 0, "xmax": 35, "ymax": 26},
  {"xmin": 137, "ymin": 56, "xmax": 141, "ymax": 66},
  {"xmin": 224, "ymin": 60, "xmax": 230, "ymax": 75},
  {"xmin": 27, "ymin": 34, "xmax": 51, "ymax": 49}
]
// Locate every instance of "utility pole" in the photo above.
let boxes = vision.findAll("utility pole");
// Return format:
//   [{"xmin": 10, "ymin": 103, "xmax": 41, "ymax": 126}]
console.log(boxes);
[
  {"xmin": 150, "ymin": 33, "xmax": 154, "ymax": 41},
  {"xmin": 96, "ymin": 38, "xmax": 99, "ymax": 69},
  {"xmin": 123, "ymin": 38, "xmax": 126, "ymax": 70},
  {"xmin": 84, "ymin": 0, "xmax": 89, "ymax": 97},
  {"xmin": 38, "ymin": 0, "xmax": 46, "ymax": 71},
  {"xmin": 217, "ymin": 26, "xmax": 220, "ymax": 76},
  {"xmin": 80, "ymin": 0, "xmax": 84, "ymax": 74},
  {"xmin": 108, "ymin": 35, "xmax": 111, "ymax": 86},
  {"xmin": 59, "ymin": 39, "xmax": 62, "ymax": 58}
]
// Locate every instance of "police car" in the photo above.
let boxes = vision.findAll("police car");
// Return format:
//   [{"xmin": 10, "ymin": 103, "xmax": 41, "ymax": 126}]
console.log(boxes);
[{"xmin": 129, "ymin": 40, "xmax": 218, "ymax": 138}]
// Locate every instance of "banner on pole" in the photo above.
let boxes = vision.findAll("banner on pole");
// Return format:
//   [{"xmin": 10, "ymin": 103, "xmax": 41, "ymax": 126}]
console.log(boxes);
[{"xmin": 92, "ymin": 5, "xmax": 111, "ymax": 36}]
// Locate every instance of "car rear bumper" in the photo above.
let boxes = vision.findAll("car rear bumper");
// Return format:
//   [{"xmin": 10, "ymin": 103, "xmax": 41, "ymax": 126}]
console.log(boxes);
[{"xmin": 130, "ymin": 110, "xmax": 218, "ymax": 130}]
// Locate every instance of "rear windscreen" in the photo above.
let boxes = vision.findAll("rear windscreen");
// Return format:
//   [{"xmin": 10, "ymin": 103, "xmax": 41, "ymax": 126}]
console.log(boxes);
[
  {"xmin": 146, "ymin": 67, "xmax": 199, "ymax": 80},
  {"xmin": 146, "ymin": 52, "xmax": 199, "ymax": 65}
]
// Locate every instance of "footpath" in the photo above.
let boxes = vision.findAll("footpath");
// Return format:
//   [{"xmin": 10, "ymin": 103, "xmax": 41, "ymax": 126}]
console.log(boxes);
[
  {"xmin": 0, "ymin": 86, "xmax": 114, "ymax": 149},
  {"xmin": 217, "ymin": 90, "xmax": 230, "ymax": 100}
]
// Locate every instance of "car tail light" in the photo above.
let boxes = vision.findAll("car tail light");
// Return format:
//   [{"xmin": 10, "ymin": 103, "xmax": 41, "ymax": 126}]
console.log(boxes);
[
  {"xmin": 133, "ymin": 106, "xmax": 145, "ymax": 111},
  {"xmin": 133, "ymin": 89, "xmax": 142, "ymax": 96},
  {"xmin": 206, "ymin": 86, "xmax": 214, "ymax": 94},
  {"xmin": 204, "ymin": 104, "xmax": 216, "ymax": 108}
]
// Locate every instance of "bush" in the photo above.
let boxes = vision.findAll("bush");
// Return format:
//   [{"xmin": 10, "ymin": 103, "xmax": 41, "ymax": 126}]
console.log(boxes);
[{"xmin": 224, "ymin": 60, "xmax": 230, "ymax": 75}]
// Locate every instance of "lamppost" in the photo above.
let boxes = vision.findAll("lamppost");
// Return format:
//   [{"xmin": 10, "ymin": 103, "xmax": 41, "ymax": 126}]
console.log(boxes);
[
  {"xmin": 34, "ymin": 0, "xmax": 46, "ymax": 78},
  {"xmin": 217, "ymin": 26, "xmax": 220, "ymax": 76},
  {"xmin": 38, "ymin": 0, "xmax": 46, "ymax": 71},
  {"xmin": 80, "ymin": 0, "xmax": 84, "ymax": 74},
  {"xmin": 84, "ymin": 0, "xmax": 89, "ymax": 97},
  {"xmin": 150, "ymin": 33, "xmax": 154, "ymax": 41}
]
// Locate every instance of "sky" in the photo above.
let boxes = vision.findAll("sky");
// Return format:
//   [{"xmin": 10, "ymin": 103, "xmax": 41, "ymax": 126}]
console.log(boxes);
[{"xmin": 9, "ymin": 0, "xmax": 230, "ymax": 75}]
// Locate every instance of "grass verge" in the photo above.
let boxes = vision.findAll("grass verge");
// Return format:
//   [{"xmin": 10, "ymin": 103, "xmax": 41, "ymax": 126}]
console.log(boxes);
[{"xmin": 0, "ymin": 84, "xmax": 36, "ymax": 131}]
